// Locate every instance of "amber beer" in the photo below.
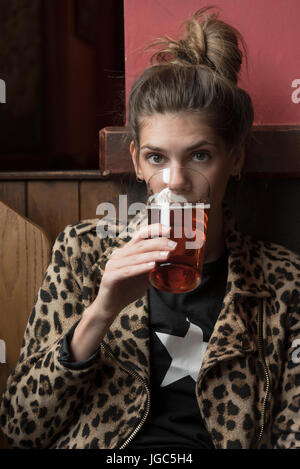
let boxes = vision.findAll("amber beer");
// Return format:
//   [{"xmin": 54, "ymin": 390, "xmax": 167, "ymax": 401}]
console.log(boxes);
[{"xmin": 147, "ymin": 204, "xmax": 209, "ymax": 293}]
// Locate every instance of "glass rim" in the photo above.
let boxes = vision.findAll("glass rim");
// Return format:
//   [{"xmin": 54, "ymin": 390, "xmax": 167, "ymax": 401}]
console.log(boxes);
[{"xmin": 146, "ymin": 202, "xmax": 210, "ymax": 208}]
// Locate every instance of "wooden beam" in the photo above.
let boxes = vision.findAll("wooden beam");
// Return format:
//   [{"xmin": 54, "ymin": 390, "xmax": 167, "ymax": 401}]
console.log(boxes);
[
  {"xmin": 99, "ymin": 125, "xmax": 300, "ymax": 178},
  {"xmin": 0, "ymin": 170, "xmax": 109, "ymax": 181}
]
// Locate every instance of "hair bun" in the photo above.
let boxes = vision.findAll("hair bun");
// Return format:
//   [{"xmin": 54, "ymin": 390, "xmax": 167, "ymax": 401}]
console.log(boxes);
[{"xmin": 148, "ymin": 5, "xmax": 248, "ymax": 84}]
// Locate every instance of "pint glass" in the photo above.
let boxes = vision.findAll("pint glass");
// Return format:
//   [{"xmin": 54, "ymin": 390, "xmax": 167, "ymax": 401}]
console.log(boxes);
[{"xmin": 146, "ymin": 167, "xmax": 210, "ymax": 293}]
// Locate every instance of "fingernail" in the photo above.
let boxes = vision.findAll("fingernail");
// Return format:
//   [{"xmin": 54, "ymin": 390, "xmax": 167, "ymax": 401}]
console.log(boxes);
[
  {"xmin": 160, "ymin": 251, "xmax": 169, "ymax": 257},
  {"xmin": 168, "ymin": 240, "xmax": 177, "ymax": 249}
]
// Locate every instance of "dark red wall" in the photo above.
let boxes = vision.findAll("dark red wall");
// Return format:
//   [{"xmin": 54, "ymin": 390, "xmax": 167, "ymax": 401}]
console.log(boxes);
[{"xmin": 124, "ymin": 0, "xmax": 300, "ymax": 125}]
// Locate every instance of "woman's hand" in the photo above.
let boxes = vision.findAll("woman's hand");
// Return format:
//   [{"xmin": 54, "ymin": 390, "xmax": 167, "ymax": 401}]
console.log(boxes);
[{"xmin": 92, "ymin": 223, "xmax": 177, "ymax": 324}]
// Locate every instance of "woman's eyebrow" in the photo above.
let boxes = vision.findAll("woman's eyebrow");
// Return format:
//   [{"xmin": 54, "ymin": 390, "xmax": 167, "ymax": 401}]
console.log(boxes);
[{"xmin": 140, "ymin": 140, "xmax": 217, "ymax": 152}]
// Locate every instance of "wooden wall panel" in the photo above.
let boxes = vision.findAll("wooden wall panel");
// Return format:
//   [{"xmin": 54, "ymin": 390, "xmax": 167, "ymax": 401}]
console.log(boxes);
[
  {"xmin": 1, "ymin": 172, "xmax": 300, "ymax": 254},
  {"xmin": 27, "ymin": 181, "xmax": 79, "ymax": 246},
  {"xmin": 0, "ymin": 182, "xmax": 26, "ymax": 216},
  {"xmin": 80, "ymin": 178, "xmax": 124, "ymax": 220}
]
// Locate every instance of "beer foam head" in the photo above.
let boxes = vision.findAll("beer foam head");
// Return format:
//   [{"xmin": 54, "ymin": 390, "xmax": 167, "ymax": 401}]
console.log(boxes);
[{"xmin": 148, "ymin": 188, "xmax": 188, "ymax": 205}]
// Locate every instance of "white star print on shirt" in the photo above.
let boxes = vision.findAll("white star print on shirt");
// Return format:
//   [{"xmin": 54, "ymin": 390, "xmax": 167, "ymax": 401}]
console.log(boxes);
[{"xmin": 155, "ymin": 318, "xmax": 208, "ymax": 387}]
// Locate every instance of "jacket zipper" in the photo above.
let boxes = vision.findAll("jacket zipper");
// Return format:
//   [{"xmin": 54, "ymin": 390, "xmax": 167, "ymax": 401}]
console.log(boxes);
[
  {"xmin": 100, "ymin": 342, "xmax": 151, "ymax": 449},
  {"xmin": 253, "ymin": 299, "xmax": 271, "ymax": 448}
]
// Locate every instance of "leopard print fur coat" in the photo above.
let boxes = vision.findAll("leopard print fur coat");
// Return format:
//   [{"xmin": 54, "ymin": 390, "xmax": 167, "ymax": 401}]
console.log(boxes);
[{"xmin": 1, "ymin": 202, "xmax": 299, "ymax": 449}]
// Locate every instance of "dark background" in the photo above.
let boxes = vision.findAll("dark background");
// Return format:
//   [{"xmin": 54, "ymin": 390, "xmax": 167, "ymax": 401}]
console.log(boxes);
[{"xmin": 0, "ymin": 0, "xmax": 125, "ymax": 171}]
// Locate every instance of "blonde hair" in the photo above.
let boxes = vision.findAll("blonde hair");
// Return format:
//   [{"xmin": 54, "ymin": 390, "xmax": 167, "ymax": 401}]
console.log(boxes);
[{"xmin": 128, "ymin": 5, "xmax": 254, "ymax": 157}]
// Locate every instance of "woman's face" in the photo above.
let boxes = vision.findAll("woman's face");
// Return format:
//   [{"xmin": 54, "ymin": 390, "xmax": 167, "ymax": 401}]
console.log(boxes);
[{"xmin": 130, "ymin": 111, "xmax": 244, "ymax": 212}]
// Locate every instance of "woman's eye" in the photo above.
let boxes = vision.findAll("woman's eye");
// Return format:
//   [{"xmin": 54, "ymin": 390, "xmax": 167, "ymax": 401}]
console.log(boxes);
[
  {"xmin": 193, "ymin": 151, "xmax": 211, "ymax": 162},
  {"xmin": 145, "ymin": 152, "xmax": 210, "ymax": 165},
  {"xmin": 147, "ymin": 154, "xmax": 164, "ymax": 164}
]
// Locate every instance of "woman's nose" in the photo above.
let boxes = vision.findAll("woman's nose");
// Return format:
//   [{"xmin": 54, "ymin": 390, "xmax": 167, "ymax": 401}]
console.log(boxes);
[{"xmin": 167, "ymin": 167, "xmax": 190, "ymax": 192}]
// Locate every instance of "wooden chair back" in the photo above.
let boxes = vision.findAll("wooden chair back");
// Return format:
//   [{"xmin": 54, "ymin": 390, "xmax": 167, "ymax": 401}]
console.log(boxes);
[{"xmin": 0, "ymin": 201, "xmax": 51, "ymax": 449}]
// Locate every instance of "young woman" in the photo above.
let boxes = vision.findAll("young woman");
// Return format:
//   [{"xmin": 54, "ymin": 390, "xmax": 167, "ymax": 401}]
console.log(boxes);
[{"xmin": 1, "ymin": 6, "xmax": 299, "ymax": 449}]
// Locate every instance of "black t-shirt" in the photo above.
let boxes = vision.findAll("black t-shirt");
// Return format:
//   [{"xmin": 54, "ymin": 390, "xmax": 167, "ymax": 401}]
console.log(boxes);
[{"xmin": 129, "ymin": 248, "xmax": 229, "ymax": 449}]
